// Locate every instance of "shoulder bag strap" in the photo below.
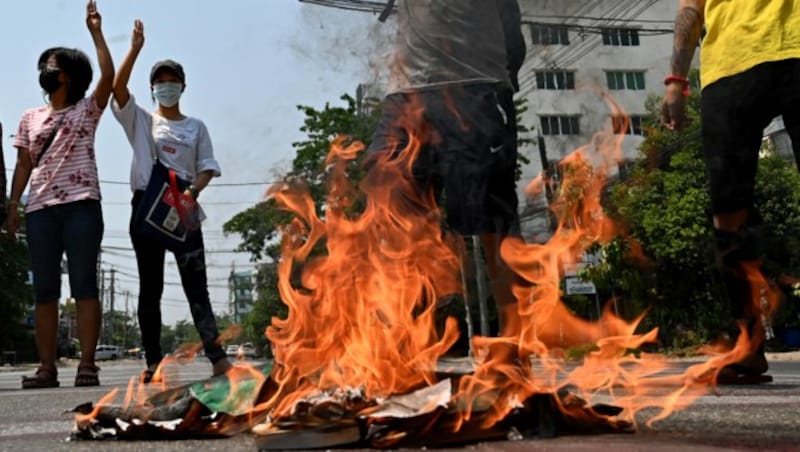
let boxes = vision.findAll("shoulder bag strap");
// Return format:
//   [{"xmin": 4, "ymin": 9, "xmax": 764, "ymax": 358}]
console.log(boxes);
[{"xmin": 33, "ymin": 113, "xmax": 66, "ymax": 168}]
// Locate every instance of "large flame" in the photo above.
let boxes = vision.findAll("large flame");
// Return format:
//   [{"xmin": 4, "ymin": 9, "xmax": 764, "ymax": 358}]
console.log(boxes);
[{"xmin": 258, "ymin": 93, "xmax": 776, "ymax": 429}]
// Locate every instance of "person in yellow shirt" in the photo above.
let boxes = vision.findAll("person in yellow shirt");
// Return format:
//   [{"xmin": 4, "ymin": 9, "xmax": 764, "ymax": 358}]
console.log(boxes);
[{"xmin": 661, "ymin": 0, "xmax": 800, "ymax": 383}]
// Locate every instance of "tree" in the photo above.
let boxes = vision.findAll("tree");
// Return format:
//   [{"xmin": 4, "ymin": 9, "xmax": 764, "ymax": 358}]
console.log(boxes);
[
  {"xmin": 225, "ymin": 92, "xmax": 538, "ymax": 350},
  {"xmin": 588, "ymin": 71, "xmax": 800, "ymax": 347},
  {"xmin": 224, "ymin": 95, "xmax": 380, "ymax": 339},
  {"xmin": 224, "ymin": 94, "xmax": 379, "ymax": 262},
  {"xmin": 173, "ymin": 320, "xmax": 201, "ymax": 348},
  {"xmin": 160, "ymin": 324, "xmax": 176, "ymax": 354}
]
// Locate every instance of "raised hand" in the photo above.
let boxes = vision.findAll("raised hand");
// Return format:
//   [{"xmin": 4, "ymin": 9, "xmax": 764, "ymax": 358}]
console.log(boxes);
[
  {"xmin": 86, "ymin": 0, "xmax": 102, "ymax": 33},
  {"xmin": 132, "ymin": 19, "xmax": 145, "ymax": 51}
]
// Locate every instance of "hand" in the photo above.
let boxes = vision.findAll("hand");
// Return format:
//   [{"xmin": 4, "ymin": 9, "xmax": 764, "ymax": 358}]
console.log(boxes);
[
  {"xmin": 132, "ymin": 19, "xmax": 145, "ymax": 51},
  {"xmin": 86, "ymin": 0, "xmax": 102, "ymax": 33},
  {"xmin": 660, "ymin": 83, "xmax": 689, "ymax": 131},
  {"xmin": 5, "ymin": 205, "xmax": 19, "ymax": 241}
]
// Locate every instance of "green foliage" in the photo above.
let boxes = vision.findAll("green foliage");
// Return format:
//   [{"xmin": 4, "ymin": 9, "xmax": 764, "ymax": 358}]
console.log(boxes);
[
  {"xmin": 590, "ymin": 70, "xmax": 800, "ymax": 346},
  {"xmin": 223, "ymin": 94, "xmax": 378, "ymax": 261},
  {"xmin": 0, "ymin": 226, "xmax": 34, "ymax": 350},
  {"xmin": 225, "ymin": 94, "xmax": 380, "ymax": 337},
  {"xmin": 225, "ymin": 91, "xmax": 542, "ymax": 346},
  {"xmin": 242, "ymin": 263, "xmax": 284, "ymax": 355},
  {"xmin": 103, "ymin": 310, "xmax": 141, "ymax": 348}
]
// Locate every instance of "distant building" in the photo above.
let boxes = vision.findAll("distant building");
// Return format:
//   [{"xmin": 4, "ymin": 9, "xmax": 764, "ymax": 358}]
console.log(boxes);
[
  {"xmin": 516, "ymin": 1, "xmax": 681, "ymax": 187},
  {"xmin": 356, "ymin": 83, "xmax": 384, "ymax": 116},
  {"xmin": 229, "ymin": 269, "xmax": 255, "ymax": 324},
  {"xmin": 353, "ymin": 0, "xmax": 795, "ymax": 239},
  {"xmin": 763, "ymin": 116, "xmax": 797, "ymax": 165}
]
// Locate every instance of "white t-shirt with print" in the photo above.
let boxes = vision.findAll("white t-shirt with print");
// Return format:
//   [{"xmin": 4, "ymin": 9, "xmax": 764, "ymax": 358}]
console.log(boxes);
[{"xmin": 111, "ymin": 95, "xmax": 221, "ymax": 192}]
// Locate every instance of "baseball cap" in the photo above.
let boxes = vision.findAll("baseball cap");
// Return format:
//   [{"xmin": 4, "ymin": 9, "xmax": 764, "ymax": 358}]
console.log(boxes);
[{"xmin": 150, "ymin": 59, "xmax": 185, "ymax": 84}]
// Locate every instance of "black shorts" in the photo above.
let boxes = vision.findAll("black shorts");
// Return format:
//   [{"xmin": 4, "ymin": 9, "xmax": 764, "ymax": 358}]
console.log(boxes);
[
  {"xmin": 702, "ymin": 58, "xmax": 800, "ymax": 214},
  {"xmin": 367, "ymin": 83, "xmax": 519, "ymax": 236}
]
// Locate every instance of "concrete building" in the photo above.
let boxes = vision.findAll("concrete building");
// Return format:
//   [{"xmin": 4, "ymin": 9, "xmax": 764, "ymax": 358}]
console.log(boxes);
[
  {"xmin": 229, "ymin": 269, "xmax": 256, "ymax": 324},
  {"xmin": 516, "ymin": 0, "xmax": 678, "ymax": 188},
  {"xmin": 764, "ymin": 116, "xmax": 797, "ymax": 165}
]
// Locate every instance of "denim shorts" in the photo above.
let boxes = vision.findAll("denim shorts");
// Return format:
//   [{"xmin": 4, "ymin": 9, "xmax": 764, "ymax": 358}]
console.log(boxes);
[{"xmin": 26, "ymin": 199, "xmax": 104, "ymax": 302}]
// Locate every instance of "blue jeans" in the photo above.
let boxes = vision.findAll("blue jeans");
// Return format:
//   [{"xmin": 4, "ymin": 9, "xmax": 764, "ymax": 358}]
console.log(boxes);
[{"xmin": 25, "ymin": 199, "xmax": 103, "ymax": 302}]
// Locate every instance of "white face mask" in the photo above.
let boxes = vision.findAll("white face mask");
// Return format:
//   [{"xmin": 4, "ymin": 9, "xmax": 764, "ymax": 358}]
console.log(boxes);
[{"xmin": 152, "ymin": 82, "xmax": 183, "ymax": 107}]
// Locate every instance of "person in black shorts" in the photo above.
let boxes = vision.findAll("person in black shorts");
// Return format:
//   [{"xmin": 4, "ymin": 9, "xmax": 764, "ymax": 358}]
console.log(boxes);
[
  {"xmin": 661, "ymin": 0, "xmax": 800, "ymax": 382},
  {"xmin": 368, "ymin": 0, "xmax": 526, "ymax": 345}
]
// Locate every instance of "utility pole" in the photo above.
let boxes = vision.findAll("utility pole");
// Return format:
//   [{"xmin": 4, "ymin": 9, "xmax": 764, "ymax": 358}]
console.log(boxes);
[
  {"xmin": 537, "ymin": 134, "xmax": 558, "ymax": 233},
  {"xmin": 109, "ymin": 268, "xmax": 116, "ymax": 345},
  {"xmin": 123, "ymin": 290, "xmax": 129, "ymax": 348},
  {"xmin": 99, "ymin": 268, "xmax": 105, "ymax": 343}
]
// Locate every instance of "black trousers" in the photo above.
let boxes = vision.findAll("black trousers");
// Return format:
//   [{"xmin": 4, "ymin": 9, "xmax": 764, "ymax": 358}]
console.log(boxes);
[{"xmin": 130, "ymin": 190, "xmax": 227, "ymax": 366}]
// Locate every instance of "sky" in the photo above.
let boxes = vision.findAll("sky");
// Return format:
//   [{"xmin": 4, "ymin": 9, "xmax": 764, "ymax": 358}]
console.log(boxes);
[{"xmin": 1, "ymin": 0, "xmax": 392, "ymax": 325}]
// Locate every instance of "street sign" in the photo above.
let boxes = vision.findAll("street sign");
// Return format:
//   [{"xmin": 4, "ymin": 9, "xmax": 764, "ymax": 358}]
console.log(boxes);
[{"xmin": 565, "ymin": 276, "xmax": 597, "ymax": 295}]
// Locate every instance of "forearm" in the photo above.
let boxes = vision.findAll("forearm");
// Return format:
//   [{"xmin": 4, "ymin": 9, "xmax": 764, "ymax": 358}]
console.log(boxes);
[
  {"xmin": 192, "ymin": 170, "xmax": 215, "ymax": 192},
  {"xmin": 91, "ymin": 29, "xmax": 114, "ymax": 102},
  {"xmin": 9, "ymin": 153, "xmax": 32, "ymax": 204},
  {"xmin": 671, "ymin": 0, "xmax": 704, "ymax": 76},
  {"xmin": 113, "ymin": 47, "xmax": 140, "ymax": 107}
]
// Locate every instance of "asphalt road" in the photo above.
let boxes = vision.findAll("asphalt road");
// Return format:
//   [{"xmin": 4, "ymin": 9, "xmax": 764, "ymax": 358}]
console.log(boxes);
[{"xmin": 0, "ymin": 357, "xmax": 799, "ymax": 451}]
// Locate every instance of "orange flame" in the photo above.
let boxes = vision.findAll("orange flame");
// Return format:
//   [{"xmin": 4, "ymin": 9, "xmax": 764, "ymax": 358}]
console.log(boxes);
[
  {"xmin": 258, "ymin": 91, "xmax": 776, "ymax": 434},
  {"xmin": 264, "ymin": 125, "xmax": 463, "ymax": 415}
]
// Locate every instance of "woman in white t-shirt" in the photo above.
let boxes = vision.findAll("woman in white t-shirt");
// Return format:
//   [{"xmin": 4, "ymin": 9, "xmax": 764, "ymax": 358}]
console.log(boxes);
[
  {"xmin": 6, "ymin": 1, "xmax": 113, "ymax": 389},
  {"xmin": 111, "ymin": 20, "xmax": 232, "ymax": 383}
]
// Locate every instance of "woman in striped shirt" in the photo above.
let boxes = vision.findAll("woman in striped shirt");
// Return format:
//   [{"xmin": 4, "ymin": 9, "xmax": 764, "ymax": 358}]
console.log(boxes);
[{"xmin": 6, "ymin": 1, "xmax": 114, "ymax": 389}]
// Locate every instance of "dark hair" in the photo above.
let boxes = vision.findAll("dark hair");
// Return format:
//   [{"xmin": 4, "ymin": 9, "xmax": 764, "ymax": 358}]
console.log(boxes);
[{"xmin": 37, "ymin": 47, "xmax": 93, "ymax": 105}]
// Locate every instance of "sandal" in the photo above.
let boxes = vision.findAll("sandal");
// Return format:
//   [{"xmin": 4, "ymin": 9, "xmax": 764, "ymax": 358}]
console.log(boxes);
[
  {"xmin": 75, "ymin": 363, "xmax": 100, "ymax": 387},
  {"xmin": 21, "ymin": 367, "xmax": 60, "ymax": 389}
]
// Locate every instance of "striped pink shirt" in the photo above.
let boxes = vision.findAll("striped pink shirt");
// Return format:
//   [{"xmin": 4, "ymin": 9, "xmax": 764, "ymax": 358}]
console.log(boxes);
[{"xmin": 13, "ymin": 95, "xmax": 104, "ymax": 213}]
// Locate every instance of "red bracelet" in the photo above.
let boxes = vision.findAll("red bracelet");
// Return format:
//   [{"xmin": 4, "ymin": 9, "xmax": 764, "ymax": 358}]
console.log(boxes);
[{"xmin": 664, "ymin": 75, "xmax": 691, "ymax": 96}]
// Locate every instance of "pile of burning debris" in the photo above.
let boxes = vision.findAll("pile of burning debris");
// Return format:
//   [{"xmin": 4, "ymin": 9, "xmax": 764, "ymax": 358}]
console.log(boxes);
[
  {"xmin": 70, "ymin": 105, "xmax": 765, "ymax": 449},
  {"xmin": 71, "ymin": 361, "xmax": 634, "ymax": 449}
]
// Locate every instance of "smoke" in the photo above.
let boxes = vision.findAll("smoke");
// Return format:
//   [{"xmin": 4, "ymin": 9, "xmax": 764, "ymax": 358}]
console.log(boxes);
[{"xmin": 288, "ymin": 4, "xmax": 396, "ymax": 88}]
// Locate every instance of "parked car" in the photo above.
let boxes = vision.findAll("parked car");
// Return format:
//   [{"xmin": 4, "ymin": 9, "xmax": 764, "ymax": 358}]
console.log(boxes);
[
  {"xmin": 239, "ymin": 343, "xmax": 257, "ymax": 359},
  {"xmin": 95, "ymin": 345, "xmax": 122, "ymax": 361},
  {"xmin": 225, "ymin": 344, "xmax": 240, "ymax": 357}
]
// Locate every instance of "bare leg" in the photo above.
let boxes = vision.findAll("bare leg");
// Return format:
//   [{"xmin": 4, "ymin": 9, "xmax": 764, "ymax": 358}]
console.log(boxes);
[
  {"xmin": 34, "ymin": 301, "xmax": 59, "ymax": 373},
  {"xmin": 75, "ymin": 298, "xmax": 101, "ymax": 366},
  {"xmin": 479, "ymin": 233, "xmax": 519, "ymax": 334}
]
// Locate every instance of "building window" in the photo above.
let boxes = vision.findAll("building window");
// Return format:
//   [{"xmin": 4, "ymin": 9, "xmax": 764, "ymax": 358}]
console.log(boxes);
[
  {"xmin": 530, "ymin": 24, "xmax": 570, "ymax": 45},
  {"xmin": 540, "ymin": 115, "xmax": 581, "ymax": 136},
  {"xmin": 606, "ymin": 71, "xmax": 646, "ymax": 90},
  {"xmin": 612, "ymin": 115, "xmax": 646, "ymax": 136},
  {"xmin": 601, "ymin": 28, "xmax": 640, "ymax": 46},
  {"xmin": 534, "ymin": 70, "xmax": 576, "ymax": 90}
]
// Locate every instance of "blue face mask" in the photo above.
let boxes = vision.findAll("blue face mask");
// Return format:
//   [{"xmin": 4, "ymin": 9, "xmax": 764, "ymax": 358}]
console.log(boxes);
[{"xmin": 152, "ymin": 82, "xmax": 183, "ymax": 107}]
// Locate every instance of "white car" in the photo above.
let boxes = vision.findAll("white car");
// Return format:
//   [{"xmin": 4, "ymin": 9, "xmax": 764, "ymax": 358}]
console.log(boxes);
[
  {"xmin": 225, "ymin": 344, "xmax": 240, "ymax": 357},
  {"xmin": 239, "ymin": 343, "xmax": 257, "ymax": 359},
  {"xmin": 95, "ymin": 345, "xmax": 121, "ymax": 361}
]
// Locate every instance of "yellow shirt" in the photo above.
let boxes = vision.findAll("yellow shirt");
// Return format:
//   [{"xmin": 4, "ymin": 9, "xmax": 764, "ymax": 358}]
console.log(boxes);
[{"xmin": 701, "ymin": 0, "xmax": 800, "ymax": 88}]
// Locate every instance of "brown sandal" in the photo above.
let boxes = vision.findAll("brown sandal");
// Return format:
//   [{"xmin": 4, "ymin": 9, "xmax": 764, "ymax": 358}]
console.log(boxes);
[
  {"xmin": 75, "ymin": 363, "xmax": 100, "ymax": 387},
  {"xmin": 21, "ymin": 367, "xmax": 60, "ymax": 389}
]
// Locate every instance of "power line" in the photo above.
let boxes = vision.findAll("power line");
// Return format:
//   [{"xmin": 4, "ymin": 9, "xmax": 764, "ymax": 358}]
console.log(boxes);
[
  {"xmin": 102, "ymin": 244, "xmax": 249, "ymax": 254},
  {"xmin": 3, "ymin": 168, "xmax": 277, "ymax": 187},
  {"xmin": 523, "ymin": 14, "xmax": 674, "ymax": 24}
]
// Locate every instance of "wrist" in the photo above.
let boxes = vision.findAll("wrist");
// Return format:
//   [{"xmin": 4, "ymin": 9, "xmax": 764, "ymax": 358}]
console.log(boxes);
[
  {"xmin": 664, "ymin": 74, "xmax": 691, "ymax": 97},
  {"xmin": 188, "ymin": 185, "xmax": 200, "ymax": 200}
]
